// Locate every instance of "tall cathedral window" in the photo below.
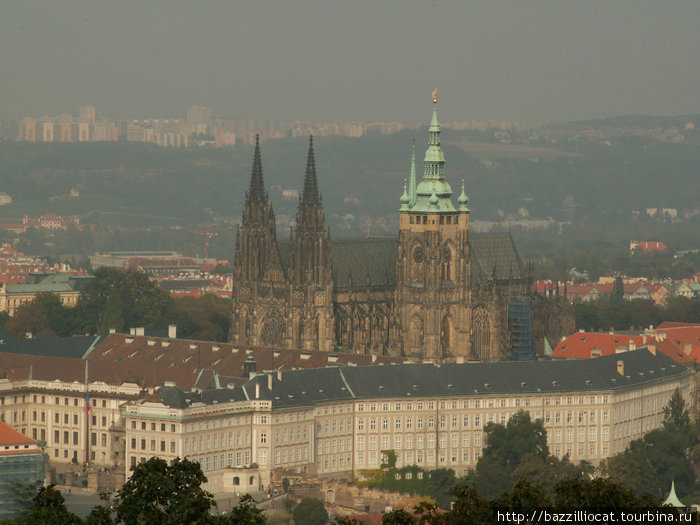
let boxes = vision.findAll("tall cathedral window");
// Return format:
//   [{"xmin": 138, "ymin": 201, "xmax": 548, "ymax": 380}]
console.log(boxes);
[
  {"xmin": 441, "ymin": 316, "xmax": 453, "ymax": 353},
  {"xmin": 471, "ymin": 307, "xmax": 490, "ymax": 360},
  {"xmin": 409, "ymin": 315, "xmax": 424, "ymax": 348},
  {"xmin": 441, "ymin": 246, "xmax": 452, "ymax": 282},
  {"xmin": 411, "ymin": 245, "xmax": 424, "ymax": 283}
]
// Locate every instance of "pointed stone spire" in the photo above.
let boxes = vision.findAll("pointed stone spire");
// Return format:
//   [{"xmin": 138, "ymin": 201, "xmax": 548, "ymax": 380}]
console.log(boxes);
[
  {"xmin": 408, "ymin": 140, "xmax": 417, "ymax": 207},
  {"xmin": 248, "ymin": 134, "xmax": 265, "ymax": 201},
  {"xmin": 302, "ymin": 135, "xmax": 320, "ymax": 204}
]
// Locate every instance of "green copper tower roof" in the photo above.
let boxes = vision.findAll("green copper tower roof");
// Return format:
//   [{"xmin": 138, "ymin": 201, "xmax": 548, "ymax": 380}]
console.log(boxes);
[{"xmin": 401, "ymin": 90, "xmax": 457, "ymax": 213}]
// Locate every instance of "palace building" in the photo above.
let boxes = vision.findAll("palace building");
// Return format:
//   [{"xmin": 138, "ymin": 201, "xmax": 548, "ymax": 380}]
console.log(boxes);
[{"xmin": 231, "ymin": 94, "xmax": 572, "ymax": 360}]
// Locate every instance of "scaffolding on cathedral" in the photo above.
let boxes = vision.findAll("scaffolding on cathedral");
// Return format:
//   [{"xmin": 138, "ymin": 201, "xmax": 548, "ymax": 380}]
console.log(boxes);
[{"xmin": 508, "ymin": 299, "xmax": 534, "ymax": 361}]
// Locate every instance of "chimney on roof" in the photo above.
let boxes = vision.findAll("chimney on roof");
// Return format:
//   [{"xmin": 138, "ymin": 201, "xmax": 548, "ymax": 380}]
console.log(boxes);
[
  {"xmin": 629, "ymin": 339, "xmax": 636, "ymax": 351},
  {"xmin": 255, "ymin": 382, "xmax": 260, "ymax": 399},
  {"xmin": 168, "ymin": 324, "xmax": 177, "ymax": 339},
  {"xmin": 684, "ymin": 344, "xmax": 692, "ymax": 355},
  {"xmin": 267, "ymin": 374, "xmax": 272, "ymax": 391},
  {"xmin": 648, "ymin": 344, "xmax": 657, "ymax": 356},
  {"xmin": 617, "ymin": 360, "xmax": 625, "ymax": 376},
  {"xmin": 135, "ymin": 327, "xmax": 145, "ymax": 336},
  {"xmin": 109, "ymin": 328, "xmax": 116, "ymax": 334},
  {"xmin": 130, "ymin": 328, "xmax": 136, "ymax": 335},
  {"xmin": 25, "ymin": 332, "xmax": 33, "ymax": 339},
  {"xmin": 277, "ymin": 370, "xmax": 282, "ymax": 381},
  {"xmin": 243, "ymin": 355, "xmax": 256, "ymax": 377}
]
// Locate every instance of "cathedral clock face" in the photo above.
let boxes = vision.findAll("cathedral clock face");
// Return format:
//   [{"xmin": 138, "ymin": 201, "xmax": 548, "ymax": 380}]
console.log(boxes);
[{"xmin": 413, "ymin": 246, "xmax": 424, "ymax": 263}]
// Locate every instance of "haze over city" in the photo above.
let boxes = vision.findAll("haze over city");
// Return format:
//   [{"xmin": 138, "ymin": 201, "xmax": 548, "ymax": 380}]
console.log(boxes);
[
  {"xmin": 3, "ymin": 1, "xmax": 700, "ymax": 123},
  {"xmin": 3, "ymin": 1, "xmax": 700, "ymax": 523}
]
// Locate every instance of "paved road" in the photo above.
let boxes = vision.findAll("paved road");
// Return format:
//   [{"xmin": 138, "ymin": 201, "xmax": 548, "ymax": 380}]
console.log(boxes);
[{"xmin": 62, "ymin": 492, "xmax": 102, "ymax": 518}]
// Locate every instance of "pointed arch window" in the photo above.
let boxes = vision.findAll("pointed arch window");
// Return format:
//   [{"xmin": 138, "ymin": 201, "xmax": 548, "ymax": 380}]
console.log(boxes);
[
  {"xmin": 409, "ymin": 315, "xmax": 424, "ymax": 348},
  {"xmin": 441, "ymin": 246, "xmax": 452, "ymax": 282},
  {"xmin": 441, "ymin": 316, "xmax": 453, "ymax": 354},
  {"xmin": 471, "ymin": 307, "xmax": 490, "ymax": 360}
]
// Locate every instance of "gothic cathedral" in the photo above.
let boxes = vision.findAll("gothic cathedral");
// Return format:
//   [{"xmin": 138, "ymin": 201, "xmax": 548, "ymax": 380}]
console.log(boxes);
[{"xmin": 231, "ymin": 94, "xmax": 573, "ymax": 361}]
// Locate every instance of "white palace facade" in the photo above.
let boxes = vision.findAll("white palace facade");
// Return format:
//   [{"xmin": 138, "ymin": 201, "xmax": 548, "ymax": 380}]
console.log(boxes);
[{"xmin": 0, "ymin": 347, "xmax": 693, "ymax": 494}]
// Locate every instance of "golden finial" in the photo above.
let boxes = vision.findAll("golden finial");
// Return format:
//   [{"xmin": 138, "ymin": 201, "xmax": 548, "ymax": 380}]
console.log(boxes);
[{"xmin": 432, "ymin": 88, "xmax": 438, "ymax": 103}]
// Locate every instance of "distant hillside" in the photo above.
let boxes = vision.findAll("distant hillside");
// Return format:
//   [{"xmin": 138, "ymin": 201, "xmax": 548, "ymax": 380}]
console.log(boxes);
[{"xmin": 0, "ymin": 125, "xmax": 699, "ymax": 235}]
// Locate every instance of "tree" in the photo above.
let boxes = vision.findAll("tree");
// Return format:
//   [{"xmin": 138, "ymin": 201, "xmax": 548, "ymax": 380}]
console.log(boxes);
[
  {"xmin": 553, "ymin": 477, "xmax": 657, "ymax": 508},
  {"xmin": 600, "ymin": 390, "xmax": 696, "ymax": 499},
  {"xmin": 114, "ymin": 457, "xmax": 215, "ymax": 525},
  {"xmin": 382, "ymin": 508, "xmax": 416, "ymax": 524},
  {"xmin": 7, "ymin": 484, "xmax": 83, "ymax": 525},
  {"xmin": 75, "ymin": 268, "xmax": 174, "ymax": 334},
  {"xmin": 219, "ymin": 494, "xmax": 266, "ymax": 524},
  {"xmin": 611, "ymin": 276, "xmax": 624, "ymax": 304},
  {"xmin": 171, "ymin": 294, "xmax": 231, "ymax": 341},
  {"xmin": 292, "ymin": 498, "xmax": 328, "ymax": 525},
  {"xmin": 662, "ymin": 387, "xmax": 691, "ymax": 435},
  {"xmin": 5, "ymin": 480, "xmax": 43, "ymax": 519},
  {"xmin": 474, "ymin": 411, "xmax": 548, "ymax": 498},
  {"xmin": 448, "ymin": 484, "xmax": 492, "ymax": 525}
]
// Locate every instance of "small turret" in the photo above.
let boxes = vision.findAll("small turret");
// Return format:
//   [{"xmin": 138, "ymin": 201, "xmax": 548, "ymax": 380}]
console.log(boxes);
[
  {"xmin": 400, "ymin": 179, "xmax": 410, "ymax": 211},
  {"xmin": 458, "ymin": 179, "xmax": 469, "ymax": 211}
]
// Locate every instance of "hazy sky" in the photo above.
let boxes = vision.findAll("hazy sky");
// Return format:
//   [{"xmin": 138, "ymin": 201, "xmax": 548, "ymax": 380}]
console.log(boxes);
[{"xmin": 2, "ymin": 1, "xmax": 699, "ymax": 123}]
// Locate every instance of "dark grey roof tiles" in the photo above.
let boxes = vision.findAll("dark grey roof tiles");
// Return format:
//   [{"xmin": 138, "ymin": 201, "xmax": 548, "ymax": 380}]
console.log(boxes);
[
  {"xmin": 469, "ymin": 232, "xmax": 525, "ymax": 283},
  {"xmin": 235, "ymin": 349, "xmax": 689, "ymax": 409},
  {"xmin": 330, "ymin": 238, "xmax": 398, "ymax": 288},
  {"xmin": 0, "ymin": 334, "xmax": 102, "ymax": 360}
]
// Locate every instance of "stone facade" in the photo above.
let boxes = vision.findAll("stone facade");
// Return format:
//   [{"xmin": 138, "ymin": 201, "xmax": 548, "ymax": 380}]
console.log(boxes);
[{"xmin": 231, "ymin": 99, "xmax": 573, "ymax": 361}]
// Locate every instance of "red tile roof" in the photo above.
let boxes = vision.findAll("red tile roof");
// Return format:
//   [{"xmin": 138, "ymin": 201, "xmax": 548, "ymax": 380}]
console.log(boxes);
[
  {"xmin": 0, "ymin": 420, "xmax": 37, "ymax": 446},
  {"xmin": 552, "ymin": 328, "xmax": 697, "ymax": 365}
]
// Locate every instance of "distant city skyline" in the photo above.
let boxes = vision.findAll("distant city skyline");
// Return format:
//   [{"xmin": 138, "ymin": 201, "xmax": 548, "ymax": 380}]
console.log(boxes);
[{"xmin": 2, "ymin": 2, "xmax": 700, "ymax": 123}]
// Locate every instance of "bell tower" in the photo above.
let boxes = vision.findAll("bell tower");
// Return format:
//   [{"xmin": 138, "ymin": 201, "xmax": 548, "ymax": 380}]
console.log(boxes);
[
  {"xmin": 397, "ymin": 91, "xmax": 471, "ymax": 360},
  {"xmin": 288, "ymin": 136, "xmax": 335, "ymax": 350},
  {"xmin": 231, "ymin": 135, "xmax": 287, "ymax": 347}
]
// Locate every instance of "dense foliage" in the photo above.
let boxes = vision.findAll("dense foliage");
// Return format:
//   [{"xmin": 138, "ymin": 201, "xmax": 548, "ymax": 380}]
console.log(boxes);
[
  {"xmin": 575, "ymin": 296, "xmax": 700, "ymax": 332},
  {"xmin": 292, "ymin": 498, "xmax": 329, "ymax": 525},
  {"xmin": 2, "ymin": 269, "xmax": 231, "ymax": 341},
  {"xmin": 472, "ymin": 411, "xmax": 593, "ymax": 499},
  {"xmin": 599, "ymin": 388, "xmax": 697, "ymax": 499},
  {"xmin": 1, "ymin": 458, "xmax": 267, "ymax": 525}
]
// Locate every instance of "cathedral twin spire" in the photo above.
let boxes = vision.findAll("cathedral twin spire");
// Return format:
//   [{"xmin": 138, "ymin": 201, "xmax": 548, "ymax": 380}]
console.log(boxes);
[
  {"xmin": 248, "ymin": 134, "xmax": 266, "ymax": 202},
  {"xmin": 302, "ymin": 136, "xmax": 321, "ymax": 205}
]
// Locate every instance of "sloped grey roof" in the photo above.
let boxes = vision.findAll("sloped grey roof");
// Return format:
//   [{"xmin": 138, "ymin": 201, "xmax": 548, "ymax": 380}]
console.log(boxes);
[
  {"xmin": 330, "ymin": 238, "xmax": 398, "ymax": 288},
  {"xmin": 0, "ymin": 332, "xmax": 102, "ymax": 360},
  {"xmin": 234, "ymin": 348, "xmax": 688, "ymax": 409},
  {"xmin": 469, "ymin": 232, "xmax": 525, "ymax": 283},
  {"xmin": 278, "ymin": 232, "xmax": 524, "ymax": 290}
]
